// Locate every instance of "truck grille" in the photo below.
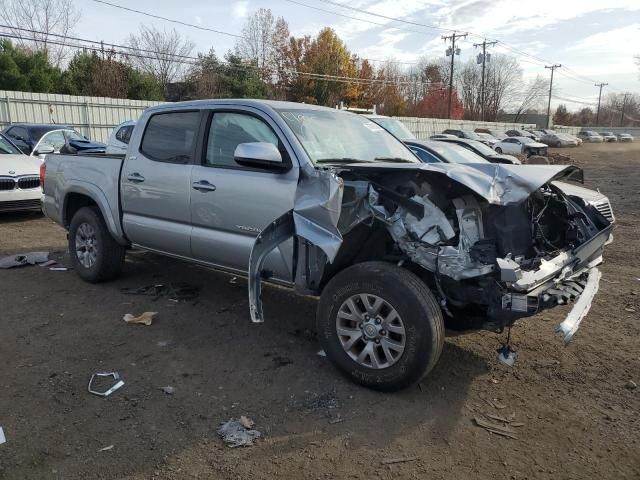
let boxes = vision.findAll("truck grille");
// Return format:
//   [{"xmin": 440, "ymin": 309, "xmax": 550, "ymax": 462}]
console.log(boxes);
[
  {"xmin": 17, "ymin": 176, "xmax": 40, "ymax": 189},
  {"xmin": 0, "ymin": 178, "xmax": 15, "ymax": 191},
  {"xmin": 593, "ymin": 199, "xmax": 614, "ymax": 222},
  {"xmin": 0, "ymin": 199, "xmax": 42, "ymax": 212}
]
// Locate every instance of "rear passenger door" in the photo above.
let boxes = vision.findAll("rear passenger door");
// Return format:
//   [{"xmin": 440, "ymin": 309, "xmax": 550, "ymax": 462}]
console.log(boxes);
[
  {"xmin": 121, "ymin": 110, "xmax": 201, "ymax": 257},
  {"xmin": 189, "ymin": 108, "xmax": 299, "ymax": 281}
]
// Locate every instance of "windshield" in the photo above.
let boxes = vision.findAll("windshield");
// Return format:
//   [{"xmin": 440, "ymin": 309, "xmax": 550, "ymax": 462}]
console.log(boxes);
[
  {"xmin": 65, "ymin": 129, "xmax": 88, "ymax": 142},
  {"xmin": 466, "ymin": 140, "xmax": 498, "ymax": 156},
  {"xmin": 0, "ymin": 135, "xmax": 20, "ymax": 154},
  {"xmin": 426, "ymin": 142, "xmax": 488, "ymax": 164},
  {"xmin": 462, "ymin": 130, "xmax": 481, "ymax": 140},
  {"xmin": 520, "ymin": 137, "xmax": 536, "ymax": 144},
  {"xmin": 368, "ymin": 117, "xmax": 415, "ymax": 140},
  {"xmin": 277, "ymin": 109, "xmax": 418, "ymax": 164}
]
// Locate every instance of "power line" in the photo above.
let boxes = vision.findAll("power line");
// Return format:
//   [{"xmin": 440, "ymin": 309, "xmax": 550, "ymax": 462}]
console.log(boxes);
[
  {"xmin": 91, "ymin": 0, "xmax": 243, "ymax": 38},
  {"xmin": 0, "ymin": 29, "xmax": 439, "ymax": 88}
]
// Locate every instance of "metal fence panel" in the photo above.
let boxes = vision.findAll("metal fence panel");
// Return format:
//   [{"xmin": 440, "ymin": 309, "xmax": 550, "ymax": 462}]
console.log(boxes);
[{"xmin": 0, "ymin": 90, "xmax": 163, "ymax": 142}]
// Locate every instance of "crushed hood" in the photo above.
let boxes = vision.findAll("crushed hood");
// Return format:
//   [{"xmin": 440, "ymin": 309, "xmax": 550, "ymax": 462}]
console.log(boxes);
[{"xmin": 344, "ymin": 162, "xmax": 583, "ymax": 206}]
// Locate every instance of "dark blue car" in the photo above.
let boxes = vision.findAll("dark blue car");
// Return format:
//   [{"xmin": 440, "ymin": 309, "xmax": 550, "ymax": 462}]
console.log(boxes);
[{"xmin": 1, "ymin": 123, "xmax": 105, "ymax": 155}]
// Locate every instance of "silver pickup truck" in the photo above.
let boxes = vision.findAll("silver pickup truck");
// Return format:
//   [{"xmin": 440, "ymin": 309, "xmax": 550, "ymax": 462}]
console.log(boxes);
[{"xmin": 42, "ymin": 100, "xmax": 614, "ymax": 391}]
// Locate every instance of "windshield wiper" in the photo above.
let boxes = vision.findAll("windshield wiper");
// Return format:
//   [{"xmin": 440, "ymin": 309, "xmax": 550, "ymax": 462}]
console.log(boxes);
[
  {"xmin": 374, "ymin": 157, "xmax": 414, "ymax": 163},
  {"xmin": 315, "ymin": 157, "xmax": 374, "ymax": 164}
]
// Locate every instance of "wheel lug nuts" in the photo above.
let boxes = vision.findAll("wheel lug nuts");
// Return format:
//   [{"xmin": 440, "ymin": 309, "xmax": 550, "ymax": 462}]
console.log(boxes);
[
  {"xmin": 358, "ymin": 323, "xmax": 363, "ymax": 329},
  {"xmin": 380, "ymin": 330, "xmax": 386, "ymax": 335},
  {"xmin": 375, "ymin": 318, "xmax": 381, "ymax": 324},
  {"xmin": 375, "ymin": 339, "xmax": 380, "ymax": 344}
]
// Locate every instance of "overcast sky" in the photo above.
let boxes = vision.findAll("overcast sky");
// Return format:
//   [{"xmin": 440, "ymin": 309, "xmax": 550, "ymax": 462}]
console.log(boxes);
[{"xmin": 74, "ymin": 0, "xmax": 639, "ymax": 111}]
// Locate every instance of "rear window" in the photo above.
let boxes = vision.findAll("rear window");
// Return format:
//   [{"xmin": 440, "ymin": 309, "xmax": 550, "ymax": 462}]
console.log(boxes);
[{"xmin": 140, "ymin": 112, "xmax": 200, "ymax": 163}]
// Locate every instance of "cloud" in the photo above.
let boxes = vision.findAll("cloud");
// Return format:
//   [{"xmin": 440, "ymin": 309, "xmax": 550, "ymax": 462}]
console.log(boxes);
[
  {"xmin": 565, "ymin": 23, "xmax": 640, "ymax": 53},
  {"xmin": 232, "ymin": 0, "xmax": 249, "ymax": 20}
]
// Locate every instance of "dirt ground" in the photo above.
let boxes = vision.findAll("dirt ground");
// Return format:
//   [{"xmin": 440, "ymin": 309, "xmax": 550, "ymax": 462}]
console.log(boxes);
[{"xmin": 0, "ymin": 142, "xmax": 638, "ymax": 480}]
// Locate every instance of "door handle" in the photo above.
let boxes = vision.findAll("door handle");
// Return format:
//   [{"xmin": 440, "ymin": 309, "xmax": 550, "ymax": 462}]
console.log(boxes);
[
  {"xmin": 127, "ymin": 172, "xmax": 145, "ymax": 183},
  {"xmin": 192, "ymin": 180, "xmax": 216, "ymax": 192}
]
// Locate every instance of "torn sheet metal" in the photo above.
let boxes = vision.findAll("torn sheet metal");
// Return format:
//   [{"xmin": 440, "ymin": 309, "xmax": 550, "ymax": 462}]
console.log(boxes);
[
  {"xmin": 347, "ymin": 163, "xmax": 583, "ymax": 206},
  {"xmin": 249, "ymin": 170, "xmax": 344, "ymax": 323},
  {"xmin": 556, "ymin": 267, "xmax": 601, "ymax": 343},
  {"xmin": 88, "ymin": 372, "xmax": 125, "ymax": 397},
  {"xmin": 0, "ymin": 252, "xmax": 49, "ymax": 269}
]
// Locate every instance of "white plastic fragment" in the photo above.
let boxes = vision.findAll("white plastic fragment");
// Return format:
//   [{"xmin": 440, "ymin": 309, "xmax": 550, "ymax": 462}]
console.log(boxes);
[
  {"xmin": 161, "ymin": 386, "xmax": 175, "ymax": 395},
  {"xmin": 98, "ymin": 444, "xmax": 114, "ymax": 452},
  {"xmin": 556, "ymin": 268, "xmax": 601, "ymax": 343},
  {"xmin": 0, "ymin": 427, "xmax": 5, "ymax": 445}
]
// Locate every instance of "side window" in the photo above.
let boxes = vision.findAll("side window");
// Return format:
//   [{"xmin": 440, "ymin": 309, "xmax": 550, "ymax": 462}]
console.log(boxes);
[
  {"xmin": 140, "ymin": 111, "xmax": 200, "ymax": 163},
  {"xmin": 9, "ymin": 127, "xmax": 28, "ymax": 140},
  {"xmin": 205, "ymin": 112, "xmax": 279, "ymax": 168},
  {"xmin": 410, "ymin": 146, "xmax": 440, "ymax": 163},
  {"xmin": 40, "ymin": 131, "xmax": 66, "ymax": 151},
  {"xmin": 116, "ymin": 125, "xmax": 133, "ymax": 144}
]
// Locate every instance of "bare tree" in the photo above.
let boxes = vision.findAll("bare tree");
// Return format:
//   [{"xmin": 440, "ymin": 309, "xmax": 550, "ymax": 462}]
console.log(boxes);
[
  {"xmin": 237, "ymin": 8, "xmax": 275, "ymax": 78},
  {"xmin": 512, "ymin": 75, "xmax": 549, "ymax": 121},
  {"xmin": 0, "ymin": 0, "xmax": 81, "ymax": 65},
  {"xmin": 483, "ymin": 54, "xmax": 522, "ymax": 121},
  {"xmin": 126, "ymin": 25, "xmax": 194, "ymax": 92}
]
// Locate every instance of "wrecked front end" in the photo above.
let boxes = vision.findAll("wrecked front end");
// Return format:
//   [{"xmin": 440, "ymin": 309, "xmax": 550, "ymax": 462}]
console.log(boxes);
[{"xmin": 250, "ymin": 162, "xmax": 612, "ymax": 343}]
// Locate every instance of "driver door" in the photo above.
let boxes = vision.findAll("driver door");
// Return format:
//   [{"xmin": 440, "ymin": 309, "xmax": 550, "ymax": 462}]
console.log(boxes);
[{"xmin": 189, "ymin": 108, "xmax": 299, "ymax": 281}]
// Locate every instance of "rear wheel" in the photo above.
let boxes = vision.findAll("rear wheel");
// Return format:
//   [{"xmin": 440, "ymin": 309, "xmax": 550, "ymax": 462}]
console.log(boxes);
[
  {"xmin": 317, "ymin": 261, "xmax": 444, "ymax": 391},
  {"xmin": 68, "ymin": 206, "xmax": 125, "ymax": 283}
]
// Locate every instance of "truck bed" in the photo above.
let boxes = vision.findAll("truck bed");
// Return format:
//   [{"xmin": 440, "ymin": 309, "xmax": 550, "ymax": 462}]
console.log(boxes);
[{"xmin": 42, "ymin": 153, "xmax": 127, "ymax": 241}]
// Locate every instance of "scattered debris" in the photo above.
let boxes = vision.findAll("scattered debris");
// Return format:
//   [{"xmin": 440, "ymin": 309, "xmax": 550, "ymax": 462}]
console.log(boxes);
[
  {"xmin": 39, "ymin": 260, "xmax": 57, "ymax": 267},
  {"xmin": 473, "ymin": 417, "xmax": 519, "ymax": 439},
  {"xmin": 481, "ymin": 396, "xmax": 507, "ymax": 410},
  {"xmin": 217, "ymin": 418, "xmax": 261, "ymax": 448},
  {"xmin": 120, "ymin": 282, "xmax": 199, "ymax": 302},
  {"xmin": 49, "ymin": 266, "xmax": 70, "ymax": 271},
  {"xmin": 328, "ymin": 417, "xmax": 344, "ymax": 425},
  {"xmin": 229, "ymin": 277, "xmax": 238, "ymax": 285},
  {"xmin": 625, "ymin": 380, "xmax": 637, "ymax": 390},
  {"xmin": 161, "ymin": 385, "xmax": 175, "ymax": 395},
  {"xmin": 317, "ymin": 350, "xmax": 327, "ymax": 357},
  {"xmin": 0, "ymin": 427, "xmax": 5, "ymax": 445},
  {"xmin": 0, "ymin": 251, "xmax": 49, "ymax": 269},
  {"xmin": 123, "ymin": 312, "xmax": 157, "ymax": 326},
  {"xmin": 239, "ymin": 415, "xmax": 254, "ymax": 428},
  {"xmin": 88, "ymin": 372, "xmax": 125, "ymax": 397},
  {"xmin": 98, "ymin": 445, "xmax": 114, "ymax": 452},
  {"xmin": 381, "ymin": 457, "xmax": 418, "ymax": 465},
  {"xmin": 496, "ymin": 344, "xmax": 517, "ymax": 367},
  {"xmin": 156, "ymin": 340, "xmax": 171, "ymax": 347},
  {"xmin": 624, "ymin": 306, "xmax": 636, "ymax": 313}
]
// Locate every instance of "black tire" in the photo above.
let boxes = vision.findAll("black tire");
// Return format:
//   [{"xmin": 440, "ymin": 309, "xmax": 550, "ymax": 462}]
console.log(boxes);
[
  {"xmin": 317, "ymin": 261, "xmax": 444, "ymax": 391},
  {"xmin": 495, "ymin": 147, "xmax": 502, "ymax": 154},
  {"xmin": 68, "ymin": 206, "xmax": 125, "ymax": 283}
]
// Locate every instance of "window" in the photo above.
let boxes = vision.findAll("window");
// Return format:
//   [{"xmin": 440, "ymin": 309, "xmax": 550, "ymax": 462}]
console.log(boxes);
[
  {"xmin": 116, "ymin": 125, "xmax": 133, "ymax": 144},
  {"xmin": 8, "ymin": 127, "xmax": 28, "ymax": 141},
  {"xmin": 410, "ymin": 146, "xmax": 440, "ymax": 163},
  {"xmin": 39, "ymin": 131, "xmax": 66, "ymax": 152},
  {"xmin": 140, "ymin": 111, "xmax": 199, "ymax": 163},
  {"xmin": 205, "ymin": 112, "xmax": 279, "ymax": 168},
  {"xmin": 0, "ymin": 136, "xmax": 20, "ymax": 154},
  {"xmin": 65, "ymin": 130, "xmax": 87, "ymax": 142}
]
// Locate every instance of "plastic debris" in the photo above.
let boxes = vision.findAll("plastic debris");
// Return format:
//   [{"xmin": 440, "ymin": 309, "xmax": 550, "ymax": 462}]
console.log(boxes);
[
  {"xmin": 49, "ymin": 266, "xmax": 70, "ymax": 271},
  {"xmin": 88, "ymin": 372, "xmax": 125, "ymax": 397},
  {"xmin": 120, "ymin": 282, "xmax": 199, "ymax": 302},
  {"xmin": 98, "ymin": 445, "xmax": 114, "ymax": 452},
  {"xmin": 317, "ymin": 350, "xmax": 327, "ymax": 357},
  {"xmin": 0, "ymin": 252, "xmax": 49, "ymax": 269},
  {"xmin": 0, "ymin": 427, "xmax": 5, "ymax": 445},
  {"xmin": 218, "ymin": 417, "xmax": 261, "ymax": 448},
  {"xmin": 496, "ymin": 345, "xmax": 517, "ymax": 367},
  {"xmin": 39, "ymin": 260, "xmax": 57, "ymax": 267},
  {"xmin": 161, "ymin": 385, "xmax": 175, "ymax": 395},
  {"xmin": 229, "ymin": 277, "xmax": 238, "ymax": 285},
  {"xmin": 239, "ymin": 415, "xmax": 254, "ymax": 428},
  {"xmin": 123, "ymin": 312, "xmax": 157, "ymax": 326}
]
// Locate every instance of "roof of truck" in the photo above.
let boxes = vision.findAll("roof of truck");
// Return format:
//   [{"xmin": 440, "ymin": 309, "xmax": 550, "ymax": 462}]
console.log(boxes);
[{"xmin": 146, "ymin": 99, "xmax": 338, "ymax": 113}]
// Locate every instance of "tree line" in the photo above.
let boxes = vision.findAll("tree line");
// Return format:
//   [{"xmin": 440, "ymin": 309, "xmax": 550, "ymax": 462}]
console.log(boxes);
[{"xmin": 0, "ymin": 2, "xmax": 638, "ymax": 126}]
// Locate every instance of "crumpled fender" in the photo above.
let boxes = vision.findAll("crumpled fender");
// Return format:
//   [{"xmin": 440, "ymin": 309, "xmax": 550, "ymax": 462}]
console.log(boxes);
[{"xmin": 248, "ymin": 170, "xmax": 344, "ymax": 323}]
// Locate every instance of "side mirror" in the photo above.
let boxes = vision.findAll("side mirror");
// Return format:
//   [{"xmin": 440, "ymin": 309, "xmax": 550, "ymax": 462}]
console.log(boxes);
[
  {"xmin": 33, "ymin": 144, "xmax": 55, "ymax": 156},
  {"xmin": 234, "ymin": 142, "xmax": 285, "ymax": 170}
]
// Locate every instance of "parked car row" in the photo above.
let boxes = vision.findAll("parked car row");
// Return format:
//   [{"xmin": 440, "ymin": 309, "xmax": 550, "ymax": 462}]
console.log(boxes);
[{"xmin": 576, "ymin": 130, "xmax": 634, "ymax": 143}]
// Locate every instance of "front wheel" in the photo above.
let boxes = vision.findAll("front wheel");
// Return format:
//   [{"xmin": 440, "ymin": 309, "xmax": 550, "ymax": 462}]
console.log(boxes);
[
  {"xmin": 68, "ymin": 206, "xmax": 125, "ymax": 283},
  {"xmin": 317, "ymin": 262, "xmax": 444, "ymax": 391},
  {"xmin": 495, "ymin": 147, "xmax": 503, "ymax": 154}
]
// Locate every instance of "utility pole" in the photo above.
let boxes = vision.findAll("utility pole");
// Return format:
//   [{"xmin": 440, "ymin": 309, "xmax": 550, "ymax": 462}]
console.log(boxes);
[
  {"xmin": 594, "ymin": 82, "xmax": 607, "ymax": 126},
  {"xmin": 474, "ymin": 39, "xmax": 497, "ymax": 121},
  {"xmin": 442, "ymin": 32, "xmax": 468, "ymax": 119},
  {"xmin": 545, "ymin": 64, "xmax": 561, "ymax": 128},
  {"xmin": 620, "ymin": 93, "xmax": 629, "ymax": 127}
]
